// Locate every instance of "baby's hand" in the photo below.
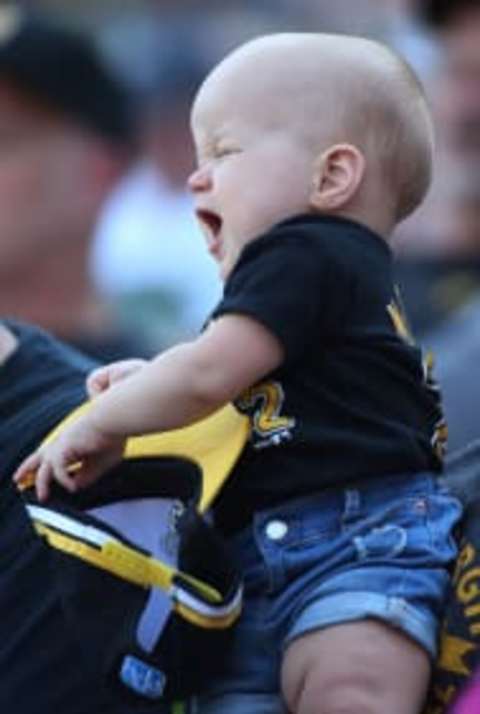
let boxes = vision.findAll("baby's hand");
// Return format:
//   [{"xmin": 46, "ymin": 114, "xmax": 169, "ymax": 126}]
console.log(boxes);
[
  {"xmin": 87, "ymin": 358, "xmax": 148, "ymax": 398},
  {"xmin": 13, "ymin": 414, "xmax": 126, "ymax": 502}
]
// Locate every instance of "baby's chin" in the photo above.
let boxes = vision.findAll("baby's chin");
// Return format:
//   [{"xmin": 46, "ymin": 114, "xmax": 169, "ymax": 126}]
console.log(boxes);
[
  {"xmin": 217, "ymin": 240, "xmax": 248, "ymax": 281},
  {"xmin": 218, "ymin": 254, "xmax": 237, "ymax": 282},
  {"xmin": 218, "ymin": 262, "xmax": 231, "ymax": 283}
]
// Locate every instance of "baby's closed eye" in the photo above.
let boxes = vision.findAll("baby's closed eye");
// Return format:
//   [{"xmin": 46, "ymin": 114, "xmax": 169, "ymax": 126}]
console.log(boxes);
[{"xmin": 213, "ymin": 142, "xmax": 242, "ymax": 160}]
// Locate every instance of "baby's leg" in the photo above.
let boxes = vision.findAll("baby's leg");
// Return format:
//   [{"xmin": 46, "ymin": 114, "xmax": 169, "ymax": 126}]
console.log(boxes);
[
  {"xmin": 281, "ymin": 619, "xmax": 430, "ymax": 714},
  {"xmin": 275, "ymin": 472, "xmax": 462, "ymax": 714},
  {"xmin": 193, "ymin": 473, "xmax": 460, "ymax": 714}
]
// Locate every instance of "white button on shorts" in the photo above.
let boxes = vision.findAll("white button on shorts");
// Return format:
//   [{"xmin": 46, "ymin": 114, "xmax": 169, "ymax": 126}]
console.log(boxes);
[{"xmin": 265, "ymin": 520, "xmax": 288, "ymax": 541}]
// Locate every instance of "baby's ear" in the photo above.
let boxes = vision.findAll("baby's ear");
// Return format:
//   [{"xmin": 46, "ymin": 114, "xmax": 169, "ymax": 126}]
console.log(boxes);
[{"xmin": 309, "ymin": 143, "xmax": 366, "ymax": 212}]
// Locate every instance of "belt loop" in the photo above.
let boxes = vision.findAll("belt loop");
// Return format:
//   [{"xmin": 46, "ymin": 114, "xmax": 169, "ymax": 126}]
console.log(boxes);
[{"xmin": 344, "ymin": 489, "xmax": 361, "ymax": 518}]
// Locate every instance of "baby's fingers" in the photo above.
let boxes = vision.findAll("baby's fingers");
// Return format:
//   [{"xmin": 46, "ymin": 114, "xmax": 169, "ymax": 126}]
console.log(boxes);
[
  {"xmin": 13, "ymin": 451, "xmax": 42, "ymax": 488},
  {"xmin": 35, "ymin": 460, "xmax": 55, "ymax": 502},
  {"xmin": 37, "ymin": 457, "xmax": 81, "ymax": 502}
]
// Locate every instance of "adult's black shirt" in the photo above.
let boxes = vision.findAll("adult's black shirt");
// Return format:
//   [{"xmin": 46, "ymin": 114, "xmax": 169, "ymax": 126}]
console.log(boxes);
[
  {"xmin": 211, "ymin": 214, "xmax": 445, "ymax": 534},
  {"xmin": 0, "ymin": 320, "xmax": 167, "ymax": 714}
]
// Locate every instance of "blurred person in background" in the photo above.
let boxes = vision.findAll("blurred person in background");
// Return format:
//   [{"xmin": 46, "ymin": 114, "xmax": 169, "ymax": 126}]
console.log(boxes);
[
  {"xmin": 393, "ymin": 0, "xmax": 480, "ymax": 338},
  {"xmin": 92, "ymin": 39, "xmax": 222, "ymax": 349},
  {"xmin": 396, "ymin": 0, "xmax": 480, "ymax": 452},
  {"xmin": 387, "ymin": 0, "xmax": 480, "ymax": 339},
  {"xmin": 419, "ymin": 0, "xmax": 480, "ymax": 162},
  {"xmin": 0, "ymin": 7, "xmax": 149, "ymax": 362}
]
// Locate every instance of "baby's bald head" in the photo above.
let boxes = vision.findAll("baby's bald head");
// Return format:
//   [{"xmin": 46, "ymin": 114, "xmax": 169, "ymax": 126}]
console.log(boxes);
[{"xmin": 192, "ymin": 33, "xmax": 434, "ymax": 226}]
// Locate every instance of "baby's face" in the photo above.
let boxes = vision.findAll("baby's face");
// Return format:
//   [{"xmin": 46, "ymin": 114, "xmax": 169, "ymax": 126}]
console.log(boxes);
[{"xmin": 188, "ymin": 73, "xmax": 315, "ymax": 281}]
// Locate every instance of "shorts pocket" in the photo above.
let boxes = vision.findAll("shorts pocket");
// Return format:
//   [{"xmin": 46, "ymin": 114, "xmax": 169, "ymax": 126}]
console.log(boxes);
[{"xmin": 352, "ymin": 492, "xmax": 461, "ymax": 566}]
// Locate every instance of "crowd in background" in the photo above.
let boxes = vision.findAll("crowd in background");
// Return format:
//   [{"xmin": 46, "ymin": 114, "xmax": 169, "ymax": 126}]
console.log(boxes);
[{"xmin": 3, "ymin": 0, "xmax": 480, "ymax": 448}]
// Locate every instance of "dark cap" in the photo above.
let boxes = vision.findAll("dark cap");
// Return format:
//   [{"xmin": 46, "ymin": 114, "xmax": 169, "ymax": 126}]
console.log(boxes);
[
  {"xmin": 0, "ymin": 8, "xmax": 133, "ymax": 143},
  {"xmin": 418, "ymin": 0, "xmax": 480, "ymax": 28}
]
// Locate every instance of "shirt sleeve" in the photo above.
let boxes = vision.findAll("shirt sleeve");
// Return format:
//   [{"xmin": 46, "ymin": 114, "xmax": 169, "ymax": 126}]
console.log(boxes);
[{"xmin": 211, "ymin": 227, "xmax": 347, "ymax": 364}]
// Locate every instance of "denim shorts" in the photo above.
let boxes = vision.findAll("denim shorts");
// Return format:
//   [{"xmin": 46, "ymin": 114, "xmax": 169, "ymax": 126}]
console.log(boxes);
[{"xmin": 189, "ymin": 471, "xmax": 462, "ymax": 714}]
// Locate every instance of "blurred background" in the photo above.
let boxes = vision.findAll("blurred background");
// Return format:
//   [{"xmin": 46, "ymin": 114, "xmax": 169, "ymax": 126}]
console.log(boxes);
[{"xmin": 2, "ymin": 0, "xmax": 480, "ymax": 451}]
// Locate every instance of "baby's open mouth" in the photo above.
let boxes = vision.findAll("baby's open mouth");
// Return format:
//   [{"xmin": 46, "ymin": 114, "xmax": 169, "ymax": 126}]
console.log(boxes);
[{"xmin": 195, "ymin": 209, "xmax": 223, "ymax": 256}]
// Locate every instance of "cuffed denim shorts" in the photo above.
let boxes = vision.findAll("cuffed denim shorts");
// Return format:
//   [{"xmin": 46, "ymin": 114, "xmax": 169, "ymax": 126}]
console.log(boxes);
[{"xmin": 189, "ymin": 472, "xmax": 462, "ymax": 714}]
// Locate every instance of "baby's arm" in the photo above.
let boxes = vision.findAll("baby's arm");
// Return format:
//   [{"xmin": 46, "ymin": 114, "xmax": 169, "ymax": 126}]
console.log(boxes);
[
  {"xmin": 87, "ymin": 314, "xmax": 282, "ymax": 435},
  {"xmin": 14, "ymin": 314, "xmax": 283, "ymax": 500}
]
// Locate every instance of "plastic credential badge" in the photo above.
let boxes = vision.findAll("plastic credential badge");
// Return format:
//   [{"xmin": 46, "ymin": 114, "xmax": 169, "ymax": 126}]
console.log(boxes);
[{"xmin": 18, "ymin": 401, "xmax": 250, "ymax": 705}]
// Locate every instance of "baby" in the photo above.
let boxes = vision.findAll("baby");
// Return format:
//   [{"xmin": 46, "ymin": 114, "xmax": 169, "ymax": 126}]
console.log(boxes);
[{"xmin": 16, "ymin": 33, "xmax": 461, "ymax": 714}]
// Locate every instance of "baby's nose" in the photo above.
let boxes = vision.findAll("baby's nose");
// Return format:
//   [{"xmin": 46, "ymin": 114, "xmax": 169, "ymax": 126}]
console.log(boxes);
[{"xmin": 187, "ymin": 165, "xmax": 212, "ymax": 192}]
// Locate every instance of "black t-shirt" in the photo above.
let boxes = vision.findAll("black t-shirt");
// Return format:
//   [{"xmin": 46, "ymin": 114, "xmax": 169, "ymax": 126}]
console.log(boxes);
[
  {"xmin": 211, "ymin": 214, "xmax": 445, "ymax": 534},
  {"xmin": 0, "ymin": 321, "xmax": 166, "ymax": 713}
]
